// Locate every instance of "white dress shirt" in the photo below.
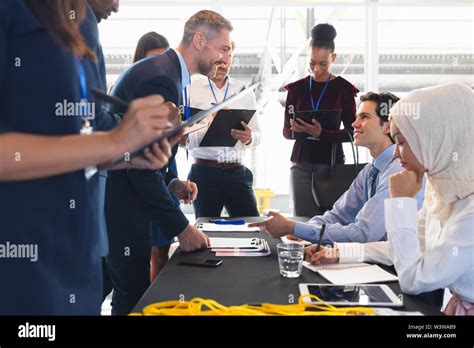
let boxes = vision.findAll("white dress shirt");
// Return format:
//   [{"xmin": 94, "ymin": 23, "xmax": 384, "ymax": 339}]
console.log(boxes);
[
  {"xmin": 337, "ymin": 194, "xmax": 474, "ymax": 302},
  {"xmin": 172, "ymin": 48, "xmax": 190, "ymax": 89},
  {"xmin": 186, "ymin": 75, "xmax": 261, "ymax": 163}
]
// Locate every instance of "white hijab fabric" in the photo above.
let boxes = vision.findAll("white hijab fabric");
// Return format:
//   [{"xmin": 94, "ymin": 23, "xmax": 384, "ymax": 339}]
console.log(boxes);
[{"xmin": 389, "ymin": 83, "xmax": 474, "ymax": 219}]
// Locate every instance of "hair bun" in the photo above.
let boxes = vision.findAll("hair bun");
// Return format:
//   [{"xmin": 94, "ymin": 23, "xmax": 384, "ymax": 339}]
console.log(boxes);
[{"xmin": 311, "ymin": 23, "xmax": 337, "ymax": 42}]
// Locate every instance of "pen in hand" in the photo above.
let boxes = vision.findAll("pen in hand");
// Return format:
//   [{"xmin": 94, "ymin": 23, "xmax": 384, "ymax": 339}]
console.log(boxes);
[{"xmin": 315, "ymin": 223, "xmax": 326, "ymax": 253}]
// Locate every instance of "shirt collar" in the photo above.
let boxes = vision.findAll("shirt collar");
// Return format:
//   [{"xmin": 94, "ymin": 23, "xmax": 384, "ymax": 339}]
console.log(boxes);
[
  {"xmin": 172, "ymin": 48, "xmax": 190, "ymax": 89},
  {"xmin": 373, "ymin": 144, "xmax": 396, "ymax": 171}
]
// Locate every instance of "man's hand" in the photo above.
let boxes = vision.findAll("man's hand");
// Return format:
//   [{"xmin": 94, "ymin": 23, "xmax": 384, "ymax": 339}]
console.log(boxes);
[
  {"xmin": 389, "ymin": 171, "xmax": 423, "ymax": 198},
  {"xmin": 166, "ymin": 102, "xmax": 181, "ymax": 126},
  {"xmin": 248, "ymin": 211, "xmax": 295, "ymax": 238},
  {"xmin": 305, "ymin": 245, "xmax": 339, "ymax": 265},
  {"xmin": 230, "ymin": 121, "xmax": 252, "ymax": 145},
  {"xmin": 290, "ymin": 118, "xmax": 322, "ymax": 137},
  {"xmin": 169, "ymin": 179, "xmax": 198, "ymax": 204},
  {"xmin": 177, "ymin": 224, "xmax": 210, "ymax": 252}
]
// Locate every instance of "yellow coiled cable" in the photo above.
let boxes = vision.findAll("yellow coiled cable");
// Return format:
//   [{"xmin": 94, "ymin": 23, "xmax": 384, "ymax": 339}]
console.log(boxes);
[{"xmin": 129, "ymin": 294, "xmax": 376, "ymax": 316}]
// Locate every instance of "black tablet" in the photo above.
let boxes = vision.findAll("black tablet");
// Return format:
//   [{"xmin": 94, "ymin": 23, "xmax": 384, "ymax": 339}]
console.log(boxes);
[
  {"xmin": 299, "ymin": 283, "xmax": 403, "ymax": 307},
  {"xmin": 293, "ymin": 109, "xmax": 342, "ymax": 140}
]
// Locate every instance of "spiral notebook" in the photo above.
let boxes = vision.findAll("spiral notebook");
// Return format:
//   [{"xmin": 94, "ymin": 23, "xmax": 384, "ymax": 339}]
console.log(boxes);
[{"xmin": 303, "ymin": 261, "xmax": 398, "ymax": 285}]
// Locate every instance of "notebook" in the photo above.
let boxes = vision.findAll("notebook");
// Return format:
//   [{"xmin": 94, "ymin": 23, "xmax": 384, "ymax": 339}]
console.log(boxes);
[{"xmin": 303, "ymin": 261, "xmax": 398, "ymax": 285}]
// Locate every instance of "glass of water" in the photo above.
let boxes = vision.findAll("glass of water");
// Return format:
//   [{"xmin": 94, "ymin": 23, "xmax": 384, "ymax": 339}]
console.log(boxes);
[{"xmin": 277, "ymin": 243, "xmax": 304, "ymax": 278}]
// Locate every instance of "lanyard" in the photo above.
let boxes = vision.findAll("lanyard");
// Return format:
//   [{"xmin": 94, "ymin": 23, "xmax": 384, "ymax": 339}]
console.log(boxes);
[
  {"xmin": 75, "ymin": 57, "xmax": 97, "ymax": 179},
  {"xmin": 75, "ymin": 58, "xmax": 88, "ymax": 101},
  {"xmin": 183, "ymin": 85, "xmax": 191, "ymax": 120},
  {"xmin": 309, "ymin": 74, "xmax": 331, "ymax": 111},
  {"xmin": 74, "ymin": 57, "xmax": 92, "ymax": 130},
  {"xmin": 208, "ymin": 77, "xmax": 230, "ymax": 105},
  {"xmin": 75, "ymin": 57, "xmax": 89, "ymax": 116}
]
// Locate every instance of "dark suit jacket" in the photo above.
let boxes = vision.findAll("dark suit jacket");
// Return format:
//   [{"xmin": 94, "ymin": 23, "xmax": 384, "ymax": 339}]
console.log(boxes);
[{"xmin": 105, "ymin": 49, "xmax": 189, "ymax": 240}]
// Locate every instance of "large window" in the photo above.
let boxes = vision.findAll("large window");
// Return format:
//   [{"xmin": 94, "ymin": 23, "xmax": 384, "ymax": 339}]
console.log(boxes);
[{"xmin": 99, "ymin": 1, "xmax": 473, "ymax": 198}]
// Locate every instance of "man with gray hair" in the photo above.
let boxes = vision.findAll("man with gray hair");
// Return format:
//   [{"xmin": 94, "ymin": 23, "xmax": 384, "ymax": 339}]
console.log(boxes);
[
  {"xmin": 186, "ymin": 40, "xmax": 262, "ymax": 219},
  {"xmin": 105, "ymin": 10, "xmax": 234, "ymax": 315}
]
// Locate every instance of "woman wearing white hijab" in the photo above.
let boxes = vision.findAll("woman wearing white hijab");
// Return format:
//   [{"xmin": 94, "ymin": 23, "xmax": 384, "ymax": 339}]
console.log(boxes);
[
  {"xmin": 386, "ymin": 82, "xmax": 474, "ymax": 315},
  {"xmin": 306, "ymin": 83, "xmax": 473, "ymax": 315}
]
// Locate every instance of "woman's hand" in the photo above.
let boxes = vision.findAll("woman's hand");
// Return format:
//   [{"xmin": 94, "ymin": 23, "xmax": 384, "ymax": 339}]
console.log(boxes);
[
  {"xmin": 290, "ymin": 118, "xmax": 322, "ymax": 137},
  {"xmin": 103, "ymin": 130, "xmax": 184, "ymax": 171},
  {"xmin": 389, "ymin": 171, "xmax": 424, "ymax": 198},
  {"xmin": 109, "ymin": 95, "xmax": 176, "ymax": 157}
]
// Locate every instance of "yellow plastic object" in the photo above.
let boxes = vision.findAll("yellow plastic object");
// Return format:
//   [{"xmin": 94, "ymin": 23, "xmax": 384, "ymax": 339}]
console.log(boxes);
[
  {"xmin": 253, "ymin": 188, "xmax": 275, "ymax": 214},
  {"xmin": 129, "ymin": 295, "xmax": 376, "ymax": 316}
]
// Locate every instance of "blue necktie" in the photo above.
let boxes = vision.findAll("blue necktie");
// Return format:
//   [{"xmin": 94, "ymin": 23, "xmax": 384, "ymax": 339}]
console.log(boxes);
[{"xmin": 367, "ymin": 164, "xmax": 380, "ymax": 200}]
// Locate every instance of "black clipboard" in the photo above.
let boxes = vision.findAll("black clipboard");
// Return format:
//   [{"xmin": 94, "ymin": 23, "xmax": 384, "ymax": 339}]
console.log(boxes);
[
  {"xmin": 199, "ymin": 109, "xmax": 256, "ymax": 147},
  {"xmin": 91, "ymin": 82, "xmax": 259, "ymax": 164},
  {"xmin": 293, "ymin": 109, "xmax": 342, "ymax": 140}
]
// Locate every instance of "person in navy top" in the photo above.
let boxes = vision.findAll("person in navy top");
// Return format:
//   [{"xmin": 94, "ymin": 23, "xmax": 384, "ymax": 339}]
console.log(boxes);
[
  {"xmin": 80, "ymin": 0, "xmax": 121, "ymax": 300},
  {"xmin": 283, "ymin": 24, "xmax": 359, "ymax": 217},
  {"xmin": 0, "ymin": 0, "xmax": 177, "ymax": 315}
]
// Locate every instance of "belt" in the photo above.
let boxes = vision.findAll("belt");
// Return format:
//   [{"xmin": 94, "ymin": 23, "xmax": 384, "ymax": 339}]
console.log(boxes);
[{"xmin": 195, "ymin": 158, "xmax": 242, "ymax": 170}]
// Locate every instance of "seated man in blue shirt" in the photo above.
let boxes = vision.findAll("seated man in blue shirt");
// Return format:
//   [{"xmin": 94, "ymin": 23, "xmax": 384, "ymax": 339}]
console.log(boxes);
[{"xmin": 249, "ymin": 92, "xmax": 425, "ymax": 244}]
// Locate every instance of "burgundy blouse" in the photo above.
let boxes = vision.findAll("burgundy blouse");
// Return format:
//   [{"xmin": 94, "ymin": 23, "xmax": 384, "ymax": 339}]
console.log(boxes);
[{"xmin": 283, "ymin": 76, "xmax": 359, "ymax": 164}]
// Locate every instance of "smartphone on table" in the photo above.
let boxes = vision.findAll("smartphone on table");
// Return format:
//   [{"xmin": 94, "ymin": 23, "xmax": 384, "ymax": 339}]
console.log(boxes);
[{"xmin": 178, "ymin": 258, "xmax": 223, "ymax": 268}]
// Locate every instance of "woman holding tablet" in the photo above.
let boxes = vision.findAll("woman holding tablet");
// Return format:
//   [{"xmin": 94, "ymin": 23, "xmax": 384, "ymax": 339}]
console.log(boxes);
[
  {"xmin": 0, "ymin": 0, "xmax": 176, "ymax": 315},
  {"xmin": 307, "ymin": 83, "xmax": 474, "ymax": 316},
  {"xmin": 283, "ymin": 23, "xmax": 359, "ymax": 216}
]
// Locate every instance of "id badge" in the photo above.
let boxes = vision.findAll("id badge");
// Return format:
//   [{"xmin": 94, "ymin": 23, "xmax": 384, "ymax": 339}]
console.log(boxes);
[{"xmin": 80, "ymin": 117, "xmax": 98, "ymax": 179}]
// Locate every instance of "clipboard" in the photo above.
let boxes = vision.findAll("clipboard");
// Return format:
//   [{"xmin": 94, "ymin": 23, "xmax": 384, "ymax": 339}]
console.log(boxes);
[
  {"xmin": 199, "ymin": 109, "xmax": 256, "ymax": 147},
  {"xmin": 293, "ymin": 109, "xmax": 342, "ymax": 141},
  {"xmin": 181, "ymin": 107, "xmax": 210, "ymax": 135},
  {"xmin": 90, "ymin": 82, "xmax": 260, "ymax": 164}
]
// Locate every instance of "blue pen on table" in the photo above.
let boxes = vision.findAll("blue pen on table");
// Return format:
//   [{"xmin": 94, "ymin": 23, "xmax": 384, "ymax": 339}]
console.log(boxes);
[{"xmin": 209, "ymin": 219, "xmax": 246, "ymax": 225}]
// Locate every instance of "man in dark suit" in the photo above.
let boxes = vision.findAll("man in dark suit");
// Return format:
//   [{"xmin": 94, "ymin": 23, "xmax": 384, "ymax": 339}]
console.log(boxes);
[{"xmin": 105, "ymin": 10, "xmax": 234, "ymax": 315}]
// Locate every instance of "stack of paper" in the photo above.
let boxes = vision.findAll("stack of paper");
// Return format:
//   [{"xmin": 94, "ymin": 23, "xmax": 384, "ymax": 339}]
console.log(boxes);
[
  {"xmin": 197, "ymin": 223, "xmax": 260, "ymax": 232},
  {"xmin": 209, "ymin": 237, "xmax": 271, "ymax": 257}
]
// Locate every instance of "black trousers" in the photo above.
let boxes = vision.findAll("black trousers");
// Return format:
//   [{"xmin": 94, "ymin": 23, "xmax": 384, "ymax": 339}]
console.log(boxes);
[
  {"xmin": 189, "ymin": 164, "xmax": 260, "ymax": 218},
  {"xmin": 290, "ymin": 162, "xmax": 326, "ymax": 217}
]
